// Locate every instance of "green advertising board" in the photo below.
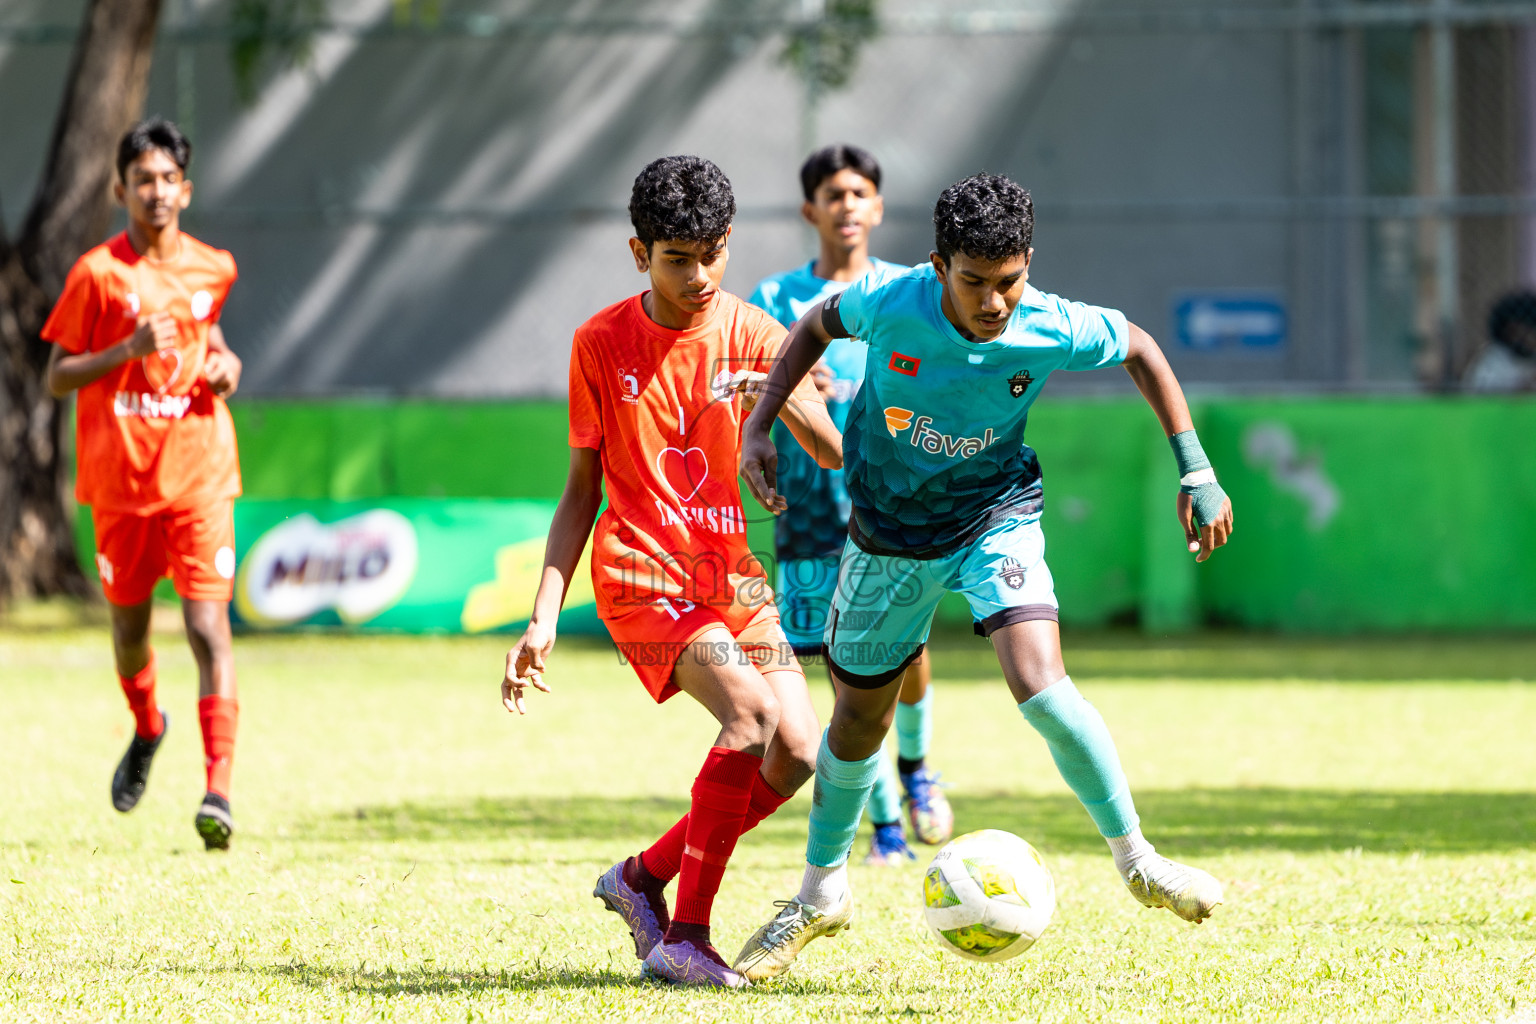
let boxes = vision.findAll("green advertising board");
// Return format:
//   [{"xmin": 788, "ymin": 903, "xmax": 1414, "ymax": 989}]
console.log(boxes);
[
  {"xmin": 229, "ymin": 498, "xmax": 602, "ymax": 634},
  {"xmin": 70, "ymin": 396, "xmax": 1536, "ymax": 633},
  {"xmin": 1197, "ymin": 398, "xmax": 1536, "ymax": 631}
]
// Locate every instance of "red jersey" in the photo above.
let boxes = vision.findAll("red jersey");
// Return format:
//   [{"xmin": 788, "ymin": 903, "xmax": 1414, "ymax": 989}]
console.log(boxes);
[
  {"xmin": 41, "ymin": 232, "xmax": 241, "ymax": 513},
  {"xmin": 568, "ymin": 291, "xmax": 820, "ymax": 621}
]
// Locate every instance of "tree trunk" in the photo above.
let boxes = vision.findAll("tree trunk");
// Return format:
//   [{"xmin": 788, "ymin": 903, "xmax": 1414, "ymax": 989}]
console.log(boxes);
[{"xmin": 0, "ymin": 0, "xmax": 163, "ymax": 605}]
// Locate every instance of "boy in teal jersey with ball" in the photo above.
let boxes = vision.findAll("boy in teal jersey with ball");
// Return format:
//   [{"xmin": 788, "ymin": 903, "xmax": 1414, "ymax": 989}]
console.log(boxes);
[
  {"xmin": 733, "ymin": 173, "xmax": 1233, "ymax": 980},
  {"xmin": 749, "ymin": 144, "xmax": 953, "ymax": 866}
]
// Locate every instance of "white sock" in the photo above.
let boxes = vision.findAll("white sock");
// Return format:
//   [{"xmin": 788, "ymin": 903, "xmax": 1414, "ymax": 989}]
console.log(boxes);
[
  {"xmin": 1106, "ymin": 827, "xmax": 1156, "ymax": 879},
  {"xmin": 797, "ymin": 861, "xmax": 850, "ymax": 911}
]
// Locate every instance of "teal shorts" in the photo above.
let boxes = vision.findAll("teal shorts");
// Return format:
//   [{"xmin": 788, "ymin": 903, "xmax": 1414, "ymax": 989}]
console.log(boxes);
[
  {"xmin": 775, "ymin": 556, "xmax": 840, "ymax": 655},
  {"xmin": 824, "ymin": 516, "xmax": 1058, "ymax": 687}
]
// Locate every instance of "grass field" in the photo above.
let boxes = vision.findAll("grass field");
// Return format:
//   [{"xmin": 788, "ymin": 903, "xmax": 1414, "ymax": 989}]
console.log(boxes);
[{"xmin": 3, "ymin": 615, "xmax": 1535, "ymax": 1023}]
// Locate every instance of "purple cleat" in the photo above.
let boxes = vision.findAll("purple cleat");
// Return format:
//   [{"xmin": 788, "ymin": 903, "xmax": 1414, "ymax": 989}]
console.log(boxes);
[
  {"xmin": 642, "ymin": 937, "xmax": 749, "ymax": 988},
  {"xmin": 593, "ymin": 857, "xmax": 669, "ymax": 960}
]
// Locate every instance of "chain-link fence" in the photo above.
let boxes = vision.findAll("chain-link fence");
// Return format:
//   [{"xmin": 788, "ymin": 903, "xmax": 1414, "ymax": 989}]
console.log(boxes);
[{"xmin": 3, "ymin": 0, "xmax": 1535, "ymax": 395}]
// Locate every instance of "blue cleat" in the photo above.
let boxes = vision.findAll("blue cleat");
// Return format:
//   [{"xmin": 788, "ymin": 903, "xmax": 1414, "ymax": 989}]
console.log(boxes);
[
  {"xmin": 863, "ymin": 821, "xmax": 916, "ymax": 866},
  {"xmin": 900, "ymin": 766, "xmax": 954, "ymax": 846}
]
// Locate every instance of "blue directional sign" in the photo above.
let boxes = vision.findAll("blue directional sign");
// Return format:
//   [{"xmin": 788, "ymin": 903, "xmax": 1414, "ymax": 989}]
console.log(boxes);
[{"xmin": 1173, "ymin": 294, "xmax": 1287, "ymax": 351}]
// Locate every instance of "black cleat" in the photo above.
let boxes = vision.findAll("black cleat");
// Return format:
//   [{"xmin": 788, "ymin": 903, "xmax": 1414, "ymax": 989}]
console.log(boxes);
[
  {"xmin": 195, "ymin": 792, "xmax": 233, "ymax": 851},
  {"xmin": 111, "ymin": 712, "xmax": 168, "ymax": 813}
]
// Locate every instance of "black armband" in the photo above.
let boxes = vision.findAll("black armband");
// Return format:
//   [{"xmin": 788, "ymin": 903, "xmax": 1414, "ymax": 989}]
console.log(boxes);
[{"xmin": 820, "ymin": 292, "xmax": 852, "ymax": 338}]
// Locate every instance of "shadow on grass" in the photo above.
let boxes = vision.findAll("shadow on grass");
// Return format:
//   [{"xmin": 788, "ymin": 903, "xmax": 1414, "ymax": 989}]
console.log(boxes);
[
  {"xmin": 264, "ymin": 961, "xmax": 643, "ymax": 995},
  {"xmin": 921, "ymin": 629, "xmax": 1536, "ymax": 683},
  {"xmin": 955, "ymin": 789, "xmax": 1536, "ymax": 855},
  {"xmin": 226, "ymin": 961, "xmax": 923, "ymax": 1003},
  {"xmin": 301, "ymin": 788, "xmax": 1536, "ymax": 855}
]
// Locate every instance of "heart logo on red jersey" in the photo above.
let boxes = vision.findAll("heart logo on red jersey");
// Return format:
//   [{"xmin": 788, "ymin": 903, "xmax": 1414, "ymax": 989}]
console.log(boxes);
[
  {"xmin": 142, "ymin": 348, "xmax": 183, "ymax": 395},
  {"xmin": 656, "ymin": 446, "xmax": 710, "ymax": 503}
]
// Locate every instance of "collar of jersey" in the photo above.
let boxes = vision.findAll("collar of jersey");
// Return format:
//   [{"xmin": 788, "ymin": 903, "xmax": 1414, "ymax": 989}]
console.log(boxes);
[
  {"xmin": 629, "ymin": 291, "xmax": 724, "ymax": 342},
  {"xmin": 115, "ymin": 229, "xmax": 191, "ymax": 268},
  {"xmin": 924, "ymin": 275, "xmax": 1049, "ymax": 353},
  {"xmin": 800, "ymin": 256, "xmax": 904, "ymax": 288}
]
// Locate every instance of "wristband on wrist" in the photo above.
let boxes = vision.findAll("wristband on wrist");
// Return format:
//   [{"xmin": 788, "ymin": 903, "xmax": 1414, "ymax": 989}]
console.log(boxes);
[
  {"xmin": 1169, "ymin": 429, "xmax": 1211, "ymax": 476},
  {"xmin": 1169, "ymin": 429, "xmax": 1227, "ymax": 528}
]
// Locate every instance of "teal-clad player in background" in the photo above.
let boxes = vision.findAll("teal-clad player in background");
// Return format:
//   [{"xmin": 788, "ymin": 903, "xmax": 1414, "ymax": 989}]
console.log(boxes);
[
  {"xmin": 734, "ymin": 174, "xmax": 1232, "ymax": 980},
  {"xmin": 748, "ymin": 144, "xmax": 953, "ymax": 866}
]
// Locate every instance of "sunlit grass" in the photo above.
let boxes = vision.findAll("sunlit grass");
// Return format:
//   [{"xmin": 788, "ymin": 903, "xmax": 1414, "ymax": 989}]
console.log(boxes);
[{"xmin": 2, "ymin": 624, "xmax": 1533, "ymax": 1022}]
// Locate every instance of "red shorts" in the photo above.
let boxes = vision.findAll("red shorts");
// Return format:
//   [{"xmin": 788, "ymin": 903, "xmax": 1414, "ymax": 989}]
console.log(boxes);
[
  {"xmin": 604, "ymin": 596, "xmax": 801, "ymax": 703},
  {"xmin": 92, "ymin": 499, "xmax": 236, "ymax": 606}
]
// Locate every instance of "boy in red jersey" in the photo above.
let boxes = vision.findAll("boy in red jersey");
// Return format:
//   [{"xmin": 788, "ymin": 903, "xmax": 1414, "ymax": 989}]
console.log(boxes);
[
  {"xmin": 43, "ymin": 119, "xmax": 242, "ymax": 851},
  {"xmin": 500, "ymin": 156, "xmax": 841, "ymax": 987}
]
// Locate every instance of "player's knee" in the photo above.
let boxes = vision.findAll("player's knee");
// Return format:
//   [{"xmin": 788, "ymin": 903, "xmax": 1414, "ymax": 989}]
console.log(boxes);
[
  {"xmin": 783, "ymin": 723, "xmax": 819, "ymax": 779},
  {"xmin": 778, "ymin": 696, "xmax": 820, "ymax": 760},
  {"xmin": 110, "ymin": 625, "xmax": 149, "ymax": 660},
  {"xmin": 182, "ymin": 603, "xmax": 232, "ymax": 660},
  {"xmin": 830, "ymin": 694, "xmax": 885, "ymax": 732},
  {"xmin": 725, "ymin": 686, "xmax": 780, "ymax": 749},
  {"xmin": 828, "ymin": 702, "xmax": 889, "ymax": 758},
  {"xmin": 108, "ymin": 606, "xmax": 152, "ymax": 668}
]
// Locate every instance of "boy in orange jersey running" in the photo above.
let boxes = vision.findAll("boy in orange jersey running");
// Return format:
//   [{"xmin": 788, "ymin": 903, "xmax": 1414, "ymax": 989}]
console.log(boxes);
[
  {"xmin": 500, "ymin": 156, "xmax": 842, "ymax": 988},
  {"xmin": 43, "ymin": 119, "xmax": 242, "ymax": 852}
]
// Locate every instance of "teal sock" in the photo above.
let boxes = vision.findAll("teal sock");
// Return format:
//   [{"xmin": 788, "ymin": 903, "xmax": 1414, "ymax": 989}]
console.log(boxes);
[
  {"xmin": 866, "ymin": 743, "xmax": 903, "ymax": 825},
  {"xmin": 1017, "ymin": 677, "xmax": 1140, "ymax": 839},
  {"xmin": 895, "ymin": 690, "xmax": 932, "ymax": 763},
  {"xmin": 805, "ymin": 729, "xmax": 884, "ymax": 867}
]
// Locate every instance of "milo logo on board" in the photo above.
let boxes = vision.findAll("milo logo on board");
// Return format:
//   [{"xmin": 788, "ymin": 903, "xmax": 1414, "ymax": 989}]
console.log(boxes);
[{"xmin": 234, "ymin": 510, "xmax": 418, "ymax": 625}]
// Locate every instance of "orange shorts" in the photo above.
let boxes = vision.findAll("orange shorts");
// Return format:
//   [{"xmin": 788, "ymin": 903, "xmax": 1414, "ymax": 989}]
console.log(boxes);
[
  {"xmin": 92, "ymin": 499, "xmax": 236, "ymax": 607},
  {"xmin": 604, "ymin": 596, "xmax": 801, "ymax": 703}
]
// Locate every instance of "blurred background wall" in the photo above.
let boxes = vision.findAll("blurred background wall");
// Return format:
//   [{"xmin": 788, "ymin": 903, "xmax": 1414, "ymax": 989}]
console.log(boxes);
[
  {"xmin": 6, "ymin": 0, "xmax": 1536, "ymax": 397},
  {"xmin": 4, "ymin": 0, "xmax": 1533, "ymax": 632}
]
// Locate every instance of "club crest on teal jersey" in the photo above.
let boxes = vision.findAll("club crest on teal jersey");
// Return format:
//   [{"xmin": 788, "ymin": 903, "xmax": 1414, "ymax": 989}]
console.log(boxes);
[
  {"xmin": 1009, "ymin": 370, "xmax": 1034, "ymax": 398},
  {"xmin": 998, "ymin": 557, "xmax": 1026, "ymax": 589}
]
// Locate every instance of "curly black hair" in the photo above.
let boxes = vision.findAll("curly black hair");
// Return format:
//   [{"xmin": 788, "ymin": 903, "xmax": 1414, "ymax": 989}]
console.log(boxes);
[
  {"xmin": 117, "ymin": 117, "xmax": 192, "ymax": 181},
  {"xmin": 933, "ymin": 173, "xmax": 1033, "ymax": 265},
  {"xmin": 800, "ymin": 143, "xmax": 881, "ymax": 201},
  {"xmin": 629, "ymin": 156, "xmax": 736, "ymax": 250}
]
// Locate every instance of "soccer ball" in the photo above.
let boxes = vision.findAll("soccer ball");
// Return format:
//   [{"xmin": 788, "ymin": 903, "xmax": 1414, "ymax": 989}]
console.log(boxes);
[{"xmin": 921, "ymin": 829, "xmax": 1055, "ymax": 963}]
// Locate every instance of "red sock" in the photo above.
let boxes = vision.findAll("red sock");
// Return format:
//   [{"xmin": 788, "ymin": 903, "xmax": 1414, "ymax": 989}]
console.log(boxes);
[
  {"xmin": 118, "ymin": 655, "xmax": 164, "ymax": 740},
  {"xmin": 739, "ymin": 772, "xmax": 792, "ymax": 835},
  {"xmin": 198, "ymin": 695, "xmax": 238, "ymax": 799},
  {"xmin": 640, "ymin": 815, "xmax": 689, "ymax": 883},
  {"xmin": 640, "ymin": 773, "xmax": 792, "ymax": 885},
  {"xmin": 669, "ymin": 747, "xmax": 760, "ymax": 929}
]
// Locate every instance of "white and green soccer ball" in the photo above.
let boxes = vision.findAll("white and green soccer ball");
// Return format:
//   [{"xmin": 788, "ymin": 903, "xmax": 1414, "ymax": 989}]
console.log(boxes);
[{"xmin": 921, "ymin": 828, "xmax": 1055, "ymax": 963}]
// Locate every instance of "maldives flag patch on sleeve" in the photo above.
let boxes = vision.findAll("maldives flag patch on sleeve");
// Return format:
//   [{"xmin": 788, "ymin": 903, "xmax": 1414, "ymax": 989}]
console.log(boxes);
[{"xmin": 889, "ymin": 352, "xmax": 921, "ymax": 376}]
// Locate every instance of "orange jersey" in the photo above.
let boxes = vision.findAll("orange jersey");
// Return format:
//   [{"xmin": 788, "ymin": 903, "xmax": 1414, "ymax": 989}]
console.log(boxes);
[
  {"xmin": 568, "ymin": 291, "xmax": 820, "ymax": 621},
  {"xmin": 42, "ymin": 232, "xmax": 241, "ymax": 513}
]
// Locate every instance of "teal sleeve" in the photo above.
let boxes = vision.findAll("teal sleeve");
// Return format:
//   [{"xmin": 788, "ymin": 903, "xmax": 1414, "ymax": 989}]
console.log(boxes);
[
  {"xmin": 1062, "ymin": 300, "xmax": 1130, "ymax": 371},
  {"xmin": 830, "ymin": 271, "xmax": 878, "ymax": 347}
]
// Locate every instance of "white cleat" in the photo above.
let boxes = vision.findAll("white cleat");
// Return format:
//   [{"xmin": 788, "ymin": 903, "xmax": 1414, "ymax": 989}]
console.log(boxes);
[{"xmin": 1124, "ymin": 855, "xmax": 1223, "ymax": 923}]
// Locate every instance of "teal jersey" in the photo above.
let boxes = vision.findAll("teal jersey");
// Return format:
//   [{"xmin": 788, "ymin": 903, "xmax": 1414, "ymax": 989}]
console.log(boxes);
[
  {"xmin": 748, "ymin": 258, "xmax": 909, "ymax": 561},
  {"xmin": 832, "ymin": 263, "xmax": 1130, "ymax": 558}
]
